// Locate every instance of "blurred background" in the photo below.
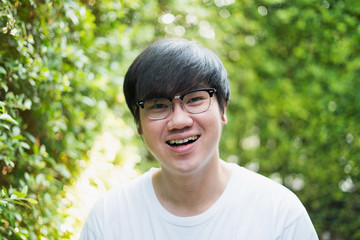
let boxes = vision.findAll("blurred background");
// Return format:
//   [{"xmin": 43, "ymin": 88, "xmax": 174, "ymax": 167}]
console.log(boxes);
[{"xmin": 1, "ymin": 0, "xmax": 359, "ymax": 239}]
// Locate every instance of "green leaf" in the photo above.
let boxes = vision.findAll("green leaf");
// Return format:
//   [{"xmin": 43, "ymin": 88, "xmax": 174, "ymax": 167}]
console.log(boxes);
[
  {"xmin": 21, "ymin": 186, "xmax": 28, "ymax": 194},
  {"xmin": 1, "ymin": 187, "xmax": 7, "ymax": 196},
  {"xmin": 24, "ymin": 198, "xmax": 38, "ymax": 205},
  {"xmin": 0, "ymin": 123, "xmax": 10, "ymax": 130},
  {"xmin": 12, "ymin": 191, "xmax": 27, "ymax": 199},
  {"xmin": 20, "ymin": 141, "xmax": 31, "ymax": 150},
  {"xmin": 0, "ymin": 113, "xmax": 18, "ymax": 125},
  {"xmin": 0, "ymin": 66, "xmax": 6, "ymax": 75},
  {"xmin": 0, "ymin": 82, "xmax": 8, "ymax": 92}
]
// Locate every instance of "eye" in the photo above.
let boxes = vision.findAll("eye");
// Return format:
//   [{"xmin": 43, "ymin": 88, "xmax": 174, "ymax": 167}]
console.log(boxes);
[
  {"xmin": 187, "ymin": 96, "xmax": 205, "ymax": 104},
  {"xmin": 149, "ymin": 103, "xmax": 168, "ymax": 109},
  {"xmin": 184, "ymin": 91, "xmax": 208, "ymax": 106},
  {"xmin": 145, "ymin": 98, "xmax": 170, "ymax": 110}
]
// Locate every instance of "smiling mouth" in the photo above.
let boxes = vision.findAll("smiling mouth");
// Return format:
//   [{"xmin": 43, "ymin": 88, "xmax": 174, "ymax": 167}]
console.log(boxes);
[{"xmin": 166, "ymin": 135, "xmax": 200, "ymax": 147}]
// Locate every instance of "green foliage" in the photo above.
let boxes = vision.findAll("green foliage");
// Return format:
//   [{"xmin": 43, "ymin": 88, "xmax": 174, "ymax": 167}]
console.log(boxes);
[
  {"xmin": 0, "ymin": 0, "xmax": 108, "ymax": 238},
  {"xmin": 212, "ymin": 1, "xmax": 360, "ymax": 239},
  {"xmin": 1, "ymin": 0, "xmax": 359, "ymax": 239}
]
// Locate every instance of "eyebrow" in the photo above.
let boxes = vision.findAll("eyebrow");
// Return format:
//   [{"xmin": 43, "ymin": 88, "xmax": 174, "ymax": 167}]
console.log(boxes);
[
  {"xmin": 152, "ymin": 84, "xmax": 211, "ymax": 99},
  {"xmin": 139, "ymin": 80, "xmax": 211, "ymax": 102}
]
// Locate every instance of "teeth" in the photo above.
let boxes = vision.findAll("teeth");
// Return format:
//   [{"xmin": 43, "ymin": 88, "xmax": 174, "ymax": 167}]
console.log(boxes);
[{"xmin": 168, "ymin": 136, "xmax": 198, "ymax": 145}]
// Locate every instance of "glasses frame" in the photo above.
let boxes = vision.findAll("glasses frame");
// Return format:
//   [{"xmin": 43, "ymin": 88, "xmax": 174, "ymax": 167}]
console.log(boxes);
[{"xmin": 137, "ymin": 88, "xmax": 216, "ymax": 120}]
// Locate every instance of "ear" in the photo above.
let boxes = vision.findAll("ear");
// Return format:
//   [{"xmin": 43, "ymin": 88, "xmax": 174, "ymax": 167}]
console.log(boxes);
[
  {"xmin": 137, "ymin": 124, "xmax": 143, "ymax": 135},
  {"xmin": 136, "ymin": 118, "xmax": 143, "ymax": 135},
  {"xmin": 221, "ymin": 106, "xmax": 227, "ymax": 126}
]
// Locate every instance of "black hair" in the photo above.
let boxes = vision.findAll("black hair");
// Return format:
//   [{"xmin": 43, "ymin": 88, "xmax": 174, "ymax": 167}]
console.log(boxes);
[{"xmin": 123, "ymin": 38, "xmax": 230, "ymax": 124}]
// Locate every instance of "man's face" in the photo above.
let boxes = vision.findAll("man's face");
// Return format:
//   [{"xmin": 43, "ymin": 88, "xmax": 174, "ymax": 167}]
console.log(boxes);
[{"xmin": 138, "ymin": 89, "xmax": 227, "ymax": 176}]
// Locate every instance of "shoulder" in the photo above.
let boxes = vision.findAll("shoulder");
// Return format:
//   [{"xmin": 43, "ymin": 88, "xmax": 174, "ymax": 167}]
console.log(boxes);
[
  {"xmin": 228, "ymin": 163, "xmax": 317, "ymax": 236},
  {"xmin": 97, "ymin": 169, "xmax": 153, "ymax": 210},
  {"xmin": 230, "ymin": 163, "xmax": 298, "ymax": 198},
  {"xmin": 228, "ymin": 163, "xmax": 308, "ymax": 219},
  {"xmin": 80, "ymin": 169, "xmax": 154, "ymax": 238}
]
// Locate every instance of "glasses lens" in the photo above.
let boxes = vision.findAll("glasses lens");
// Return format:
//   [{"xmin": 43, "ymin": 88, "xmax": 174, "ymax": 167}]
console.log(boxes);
[
  {"xmin": 144, "ymin": 98, "xmax": 171, "ymax": 119},
  {"xmin": 183, "ymin": 90, "xmax": 211, "ymax": 114}
]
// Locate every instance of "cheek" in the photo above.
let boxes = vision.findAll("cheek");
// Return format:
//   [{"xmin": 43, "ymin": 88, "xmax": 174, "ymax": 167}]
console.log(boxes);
[
  {"xmin": 142, "ymin": 128, "xmax": 158, "ymax": 153},
  {"xmin": 140, "ymin": 120, "xmax": 163, "ymax": 144}
]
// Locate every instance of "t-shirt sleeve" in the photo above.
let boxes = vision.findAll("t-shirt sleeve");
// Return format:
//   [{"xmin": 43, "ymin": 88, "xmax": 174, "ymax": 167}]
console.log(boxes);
[
  {"xmin": 281, "ymin": 211, "xmax": 319, "ymax": 240},
  {"xmin": 79, "ymin": 223, "xmax": 101, "ymax": 240},
  {"xmin": 79, "ymin": 197, "xmax": 104, "ymax": 240}
]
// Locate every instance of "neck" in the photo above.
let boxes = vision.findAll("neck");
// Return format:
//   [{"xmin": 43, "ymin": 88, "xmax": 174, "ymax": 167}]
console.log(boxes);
[{"xmin": 152, "ymin": 160, "xmax": 232, "ymax": 217}]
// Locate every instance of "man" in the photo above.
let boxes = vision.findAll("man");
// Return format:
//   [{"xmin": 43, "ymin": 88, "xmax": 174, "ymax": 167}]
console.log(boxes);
[{"xmin": 80, "ymin": 38, "xmax": 318, "ymax": 239}]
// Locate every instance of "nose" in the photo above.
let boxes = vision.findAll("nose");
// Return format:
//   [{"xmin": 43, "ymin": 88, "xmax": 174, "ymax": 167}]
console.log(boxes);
[{"xmin": 167, "ymin": 101, "xmax": 193, "ymax": 130}]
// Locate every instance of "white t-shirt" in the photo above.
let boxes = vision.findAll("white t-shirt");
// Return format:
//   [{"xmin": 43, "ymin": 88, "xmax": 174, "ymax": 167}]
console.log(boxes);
[{"xmin": 80, "ymin": 163, "xmax": 318, "ymax": 240}]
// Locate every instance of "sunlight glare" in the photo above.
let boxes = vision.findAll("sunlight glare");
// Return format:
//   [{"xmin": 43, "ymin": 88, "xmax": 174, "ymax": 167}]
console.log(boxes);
[{"xmin": 62, "ymin": 112, "xmax": 141, "ymax": 239}]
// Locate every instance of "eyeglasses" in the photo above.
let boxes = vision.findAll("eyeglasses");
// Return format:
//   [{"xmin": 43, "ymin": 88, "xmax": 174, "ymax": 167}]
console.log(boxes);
[{"xmin": 137, "ymin": 88, "xmax": 216, "ymax": 120}]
